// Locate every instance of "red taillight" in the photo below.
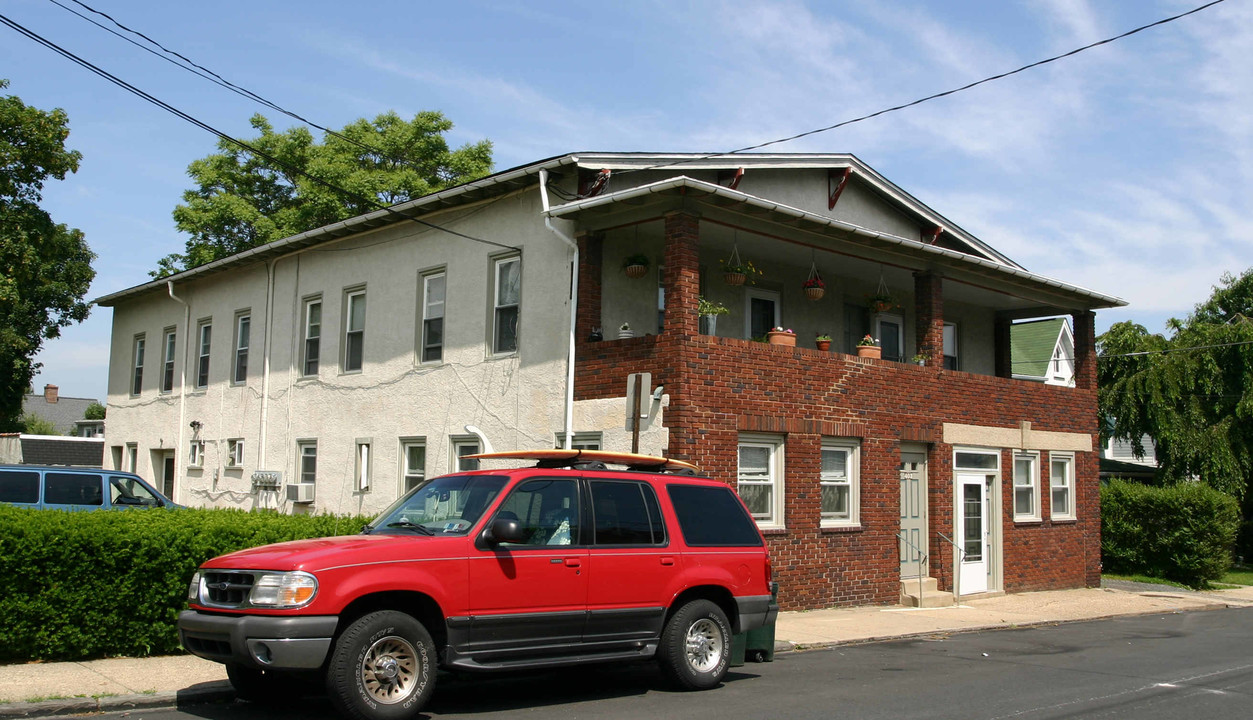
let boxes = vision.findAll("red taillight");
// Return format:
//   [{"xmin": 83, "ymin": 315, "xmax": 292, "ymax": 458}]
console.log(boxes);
[{"xmin": 765, "ymin": 556, "xmax": 773, "ymax": 588}]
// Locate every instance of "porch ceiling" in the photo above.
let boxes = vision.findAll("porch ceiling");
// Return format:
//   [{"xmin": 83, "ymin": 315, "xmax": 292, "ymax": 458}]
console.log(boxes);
[{"xmin": 547, "ymin": 176, "xmax": 1126, "ymax": 313}]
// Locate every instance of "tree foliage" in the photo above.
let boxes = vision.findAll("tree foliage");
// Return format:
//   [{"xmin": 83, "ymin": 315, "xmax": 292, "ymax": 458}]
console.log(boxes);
[
  {"xmin": 155, "ymin": 111, "xmax": 493, "ymax": 277},
  {"xmin": 1099, "ymin": 269, "xmax": 1253, "ymax": 499},
  {"xmin": 19, "ymin": 413, "xmax": 58, "ymax": 436},
  {"xmin": 84, "ymin": 400, "xmax": 105, "ymax": 420},
  {"xmin": 0, "ymin": 80, "xmax": 96, "ymax": 432}
]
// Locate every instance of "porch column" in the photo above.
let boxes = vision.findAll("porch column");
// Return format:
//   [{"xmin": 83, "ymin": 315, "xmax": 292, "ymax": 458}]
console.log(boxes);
[
  {"xmin": 663, "ymin": 211, "xmax": 700, "ymax": 336},
  {"xmin": 913, "ymin": 271, "xmax": 944, "ymax": 368},
  {"xmin": 576, "ymin": 232, "xmax": 603, "ymax": 342},
  {"xmin": 994, "ymin": 315, "xmax": 1012, "ymax": 378},
  {"xmin": 1072, "ymin": 310, "xmax": 1097, "ymax": 391}
]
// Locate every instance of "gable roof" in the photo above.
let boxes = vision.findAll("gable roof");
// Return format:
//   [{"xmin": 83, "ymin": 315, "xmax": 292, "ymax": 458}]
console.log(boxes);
[
  {"xmin": 21, "ymin": 393, "xmax": 99, "ymax": 435},
  {"xmin": 1011, "ymin": 318, "xmax": 1071, "ymax": 378}
]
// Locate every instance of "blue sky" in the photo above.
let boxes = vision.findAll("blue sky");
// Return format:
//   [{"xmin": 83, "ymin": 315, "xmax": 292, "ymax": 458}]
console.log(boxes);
[{"xmin": 3, "ymin": 0, "xmax": 1250, "ymax": 402}]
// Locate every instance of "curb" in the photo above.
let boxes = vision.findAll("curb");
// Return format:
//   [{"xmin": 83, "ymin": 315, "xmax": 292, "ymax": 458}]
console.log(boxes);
[{"xmin": 0, "ymin": 683, "xmax": 234, "ymax": 719}]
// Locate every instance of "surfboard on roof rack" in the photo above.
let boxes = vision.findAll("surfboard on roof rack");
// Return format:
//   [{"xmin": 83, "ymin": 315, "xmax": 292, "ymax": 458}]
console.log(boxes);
[{"xmin": 465, "ymin": 449, "xmax": 700, "ymax": 473}]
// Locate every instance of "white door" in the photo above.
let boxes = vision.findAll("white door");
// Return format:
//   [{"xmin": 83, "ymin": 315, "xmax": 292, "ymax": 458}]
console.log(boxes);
[{"xmin": 957, "ymin": 473, "xmax": 988, "ymax": 594}]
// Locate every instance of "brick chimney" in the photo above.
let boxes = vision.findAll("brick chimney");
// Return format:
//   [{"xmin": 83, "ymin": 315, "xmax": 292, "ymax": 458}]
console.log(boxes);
[{"xmin": 44, "ymin": 384, "xmax": 58, "ymax": 403}]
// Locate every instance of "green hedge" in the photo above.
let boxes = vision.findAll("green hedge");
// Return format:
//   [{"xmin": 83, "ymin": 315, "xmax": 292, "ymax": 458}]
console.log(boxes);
[
  {"xmin": 1101, "ymin": 478, "xmax": 1239, "ymax": 588},
  {"xmin": 0, "ymin": 505, "xmax": 372, "ymax": 662}
]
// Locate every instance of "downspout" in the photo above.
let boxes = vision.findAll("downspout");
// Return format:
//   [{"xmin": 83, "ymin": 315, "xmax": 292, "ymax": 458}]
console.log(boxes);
[
  {"xmin": 260, "ymin": 259, "xmax": 276, "ymax": 474},
  {"xmin": 539, "ymin": 168, "xmax": 578, "ymax": 450},
  {"xmin": 167, "ymin": 281, "xmax": 190, "ymax": 504}
]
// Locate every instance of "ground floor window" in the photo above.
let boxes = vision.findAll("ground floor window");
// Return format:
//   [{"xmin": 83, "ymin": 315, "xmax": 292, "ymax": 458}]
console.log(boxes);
[
  {"xmin": 1013, "ymin": 451, "xmax": 1040, "ymax": 521},
  {"xmin": 1049, "ymin": 452, "xmax": 1075, "ymax": 520},
  {"xmin": 453, "ymin": 437, "xmax": 481, "ymax": 472},
  {"xmin": 737, "ymin": 434, "xmax": 784, "ymax": 529},
  {"xmin": 298, "ymin": 442, "xmax": 317, "ymax": 484},
  {"xmin": 820, "ymin": 440, "xmax": 860, "ymax": 527},
  {"xmin": 401, "ymin": 439, "xmax": 425, "ymax": 492}
]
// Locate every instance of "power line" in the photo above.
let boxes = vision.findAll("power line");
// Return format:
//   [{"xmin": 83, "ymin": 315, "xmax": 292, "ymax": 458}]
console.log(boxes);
[
  {"xmin": 1101, "ymin": 338, "xmax": 1253, "ymax": 359},
  {"xmin": 0, "ymin": 12, "xmax": 517, "ymax": 255},
  {"xmin": 629, "ymin": 0, "xmax": 1228, "ymax": 174}
]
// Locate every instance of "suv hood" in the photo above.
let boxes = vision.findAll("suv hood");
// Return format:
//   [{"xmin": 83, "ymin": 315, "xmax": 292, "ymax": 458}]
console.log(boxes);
[{"xmin": 202, "ymin": 534, "xmax": 459, "ymax": 572}]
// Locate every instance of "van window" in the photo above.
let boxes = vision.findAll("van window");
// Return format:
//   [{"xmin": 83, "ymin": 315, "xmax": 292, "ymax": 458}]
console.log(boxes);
[
  {"xmin": 110, "ymin": 476, "xmax": 162, "ymax": 507},
  {"xmin": 44, "ymin": 473, "xmax": 104, "ymax": 506},
  {"xmin": 667, "ymin": 484, "xmax": 762, "ymax": 547},
  {"xmin": 0, "ymin": 470, "xmax": 40, "ymax": 504}
]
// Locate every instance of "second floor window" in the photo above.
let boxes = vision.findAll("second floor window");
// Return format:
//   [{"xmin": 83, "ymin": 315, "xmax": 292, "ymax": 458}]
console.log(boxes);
[
  {"xmin": 234, "ymin": 314, "xmax": 250, "ymax": 384},
  {"xmin": 303, "ymin": 299, "xmax": 321, "ymax": 376},
  {"xmin": 227, "ymin": 439, "xmax": 244, "ymax": 468},
  {"xmin": 493, "ymin": 257, "xmax": 520, "ymax": 354},
  {"xmin": 422, "ymin": 272, "xmax": 445, "ymax": 363},
  {"xmin": 344, "ymin": 290, "xmax": 366, "ymax": 372},
  {"xmin": 196, "ymin": 322, "xmax": 211, "ymax": 388},
  {"xmin": 161, "ymin": 330, "xmax": 176, "ymax": 393},
  {"xmin": 132, "ymin": 336, "xmax": 145, "ymax": 395}
]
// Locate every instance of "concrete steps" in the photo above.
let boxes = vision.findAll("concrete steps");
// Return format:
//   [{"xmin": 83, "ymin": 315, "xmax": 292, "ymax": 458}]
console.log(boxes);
[{"xmin": 900, "ymin": 577, "xmax": 955, "ymax": 608}]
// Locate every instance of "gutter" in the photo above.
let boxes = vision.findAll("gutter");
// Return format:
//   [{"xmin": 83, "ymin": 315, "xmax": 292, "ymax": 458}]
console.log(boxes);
[{"xmin": 538, "ymin": 168, "xmax": 578, "ymax": 450}]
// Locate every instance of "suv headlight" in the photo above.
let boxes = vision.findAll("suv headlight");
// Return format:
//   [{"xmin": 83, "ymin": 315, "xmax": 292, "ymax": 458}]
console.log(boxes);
[
  {"xmin": 248, "ymin": 571, "xmax": 318, "ymax": 608},
  {"xmin": 187, "ymin": 571, "xmax": 201, "ymax": 602}
]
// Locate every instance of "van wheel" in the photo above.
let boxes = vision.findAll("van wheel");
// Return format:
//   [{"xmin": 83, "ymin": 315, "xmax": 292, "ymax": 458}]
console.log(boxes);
[
  {"xmin": 658, "ymin": 600, "xmax": 732, "ymax": 690},
  {"xmin": 327, "ymin": 610, "xmax": 436, "ymax": 720}
]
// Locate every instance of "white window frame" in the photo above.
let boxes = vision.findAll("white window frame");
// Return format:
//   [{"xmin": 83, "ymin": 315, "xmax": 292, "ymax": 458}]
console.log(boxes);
[
  {"xmin": 303, "ymin": 297, "xmax": 321, "ymax": 377},
  {"xmin": 400, "ymin": 438, "xmax": 426, "ymax": 492},
  {"xmin": 1013, "ymin": 451, "xmax": 1040, "ymax": 521},
  {"xmin": 298, "ymin": 441, "xmax": 317, "ymax": 484},
  {"xmin": 131, "ymin": 335, "xmax": 145, "ymax": 396},
  {"xmin": 555, "ymin": 432, "xmax": 602, "ymax": 451},
  {"xmin": 453, "ymin": 437, "xmax": 481, "ymax": 472},
  {"xmin": 187, "ymin": 440, "xmax": 205, "ymax": 468},
  {"xmin": 874, "ymin": 312, "xmax": 905, "ymax": 363},
  {"xmin": 226, "ymin": 439, "xmax": 244, "ymax": 468},
  {"xmin": 1049, "ymin": 452, "xmax": 1075, "ymax": 520},
  {"xmin": 355, "ymin": 439, "xmax": 372, "ymax": 492},
  {"xmin": 343, "ymin": 288, "xmax": 366, "ymax": 373},
  {"xmin": 737, "ymin": 434, "xmax": 785, "ymax": 529},
  {"xmin": 126, "ymin": 443, "xmax": 138, "ymax": 473},
  {"xmin": 233, "ymin": 312, "xmax": 250, "ymax": 385},
  {"xmin": 943, "ymin": 322, "xmax": 959, "ymax": 370},
  {"xmin": 820, "ymin": 439, "xmax": 860, "ymax": 528},
  {"xmin": 421, "ymin": 271, "xmax": 445, "ymax": 364},
  {"xmin": 196, "ymin": 320, "xmax": 211, "ymax": 389},
  {"xmin": 492, "ymin": 256, "xmax": 521, "ymax": 355},
  {"xmin": 161, "ymin": 328, "xmax": 177, "ymax": 393}
]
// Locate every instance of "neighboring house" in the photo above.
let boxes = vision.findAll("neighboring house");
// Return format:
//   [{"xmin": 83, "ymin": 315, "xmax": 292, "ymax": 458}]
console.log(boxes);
[
  {"xmin": 97, "ymin": 152, "xmax": 1124, "ymax": 611},
  {"xmin": 1010, "ymin": 317, "xmax": 1075, "ymax": 387},
  {"xmin": 0, "ymin": 431, "xmax": 106, "ymax": 466},
  {"xmin": 21, "ymin": 385, "xmax": 104, "ymax": 436},
  {"xmin": 1099, "ymin": 427, "xmax": 1158, "ymax": 482}
]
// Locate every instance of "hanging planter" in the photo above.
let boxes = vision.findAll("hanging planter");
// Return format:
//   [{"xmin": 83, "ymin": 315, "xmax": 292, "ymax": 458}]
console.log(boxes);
[
  {"xmin": 622, "ymin": 253, "xmax": 650, "ymax": 279},
  {"xmin": 720, "ymin": 240, "xmax": 761, "ymax": 286},
  {"xmin": 866, "ymin": 270, "xmax": 897, "ymax": 313},
  {"xmin": 803, "ymin": 259, "xmax": 825, "ymax": 300}
]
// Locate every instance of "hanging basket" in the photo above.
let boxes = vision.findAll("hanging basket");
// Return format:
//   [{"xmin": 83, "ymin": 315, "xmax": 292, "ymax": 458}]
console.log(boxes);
[
  {"xmin": 624, "ymin": 264, "xmax": 648, "ymax": 279},
  {"xmin": 804, "ymin": 286, "xmax": 825, "ymax": 301},
  {"xmin": 724, "ymin": 272, "xmax": 747, "ymax": 286}
]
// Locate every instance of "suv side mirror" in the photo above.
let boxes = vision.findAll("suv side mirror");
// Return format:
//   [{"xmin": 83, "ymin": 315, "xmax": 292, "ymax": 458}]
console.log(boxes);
[{"xmin": 485, "ymin": 517, "xmax": 526, "ymax": 545}]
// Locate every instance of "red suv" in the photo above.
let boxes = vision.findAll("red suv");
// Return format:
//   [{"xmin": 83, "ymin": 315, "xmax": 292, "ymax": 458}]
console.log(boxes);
[{"xmin": 178, "ymin": 451, "xmax": 777, "ymax": 720}]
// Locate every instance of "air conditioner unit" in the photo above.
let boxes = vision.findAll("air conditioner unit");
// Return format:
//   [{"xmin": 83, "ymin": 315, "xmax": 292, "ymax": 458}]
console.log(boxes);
[{"xmin": 286, "ymin": 483, "xmax": 315, "ymax": 504}]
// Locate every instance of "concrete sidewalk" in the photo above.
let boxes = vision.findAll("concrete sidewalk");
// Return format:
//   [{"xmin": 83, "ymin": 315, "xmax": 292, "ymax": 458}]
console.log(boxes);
[{"xmin": 3, "ymin": 582, "xmax": 1252, "ymax": 717}]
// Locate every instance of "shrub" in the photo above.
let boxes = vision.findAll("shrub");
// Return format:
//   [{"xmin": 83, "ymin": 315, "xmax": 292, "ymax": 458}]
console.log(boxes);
[
  {"xmin": 1101, "ymin": 478, "xmax": 1238, "ymax": 588},
  {"xmin": 0, "ymin": 505, "xmax": 372, "ymax": 662}
]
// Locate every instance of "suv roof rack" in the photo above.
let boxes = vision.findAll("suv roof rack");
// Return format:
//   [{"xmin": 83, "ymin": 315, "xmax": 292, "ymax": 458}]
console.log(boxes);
[{"xmin": 466, "ymin": 449, "xmax": 701, "ymax": 474}]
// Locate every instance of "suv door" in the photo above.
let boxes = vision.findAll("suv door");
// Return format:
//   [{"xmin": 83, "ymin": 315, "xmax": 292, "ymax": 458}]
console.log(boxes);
[
  {"xmin": 584, "ymin": 478, "xmax": 674, "ymax": 647},
  {"xmin": 466, "ymin": 476, "xmax": 588, "ymax": 661}
]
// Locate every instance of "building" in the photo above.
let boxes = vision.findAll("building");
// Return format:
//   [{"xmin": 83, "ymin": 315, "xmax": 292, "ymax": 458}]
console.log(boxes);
[
  {"xmin": 1010, "ymin": 317, "xmax": 1075, "ymax": 387},
  {"xmin": 21, "ymin": 385, "xmax": 104, "ymax": 436},
  {"xmin": 97, "ymin": 153, "xmax": 1124, "ymax": 610}
]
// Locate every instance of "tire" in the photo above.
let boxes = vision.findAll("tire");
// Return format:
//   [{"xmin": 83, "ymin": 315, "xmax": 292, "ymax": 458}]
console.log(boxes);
[
  {"xmin": 326, "ymin": 610, "xmax": 437, "ymax": 720},
  {"xmin": 657, "ymin": 599, "xmax": 733, "ymax": 690},
  {"xmin": 226, "ymin": 664, "xmax": 313, "ymax": 703}
]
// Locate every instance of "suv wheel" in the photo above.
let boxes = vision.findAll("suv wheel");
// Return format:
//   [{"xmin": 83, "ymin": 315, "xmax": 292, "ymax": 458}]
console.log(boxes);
[
  {"xmin": 658, "ymin": 599, "xmax": 732, "ymax": 690},
  {"xmin": 327, "ymin": 610, "xmax": 436, "ymax": 720}
]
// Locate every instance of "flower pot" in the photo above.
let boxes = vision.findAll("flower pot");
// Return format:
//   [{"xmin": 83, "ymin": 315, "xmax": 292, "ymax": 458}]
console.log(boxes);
[
  {"xmin": 804, "ymin": 287, "xmax": 825, "ymax": 301},
  {"xmin": 857, "ymin": 345, "xmax": 881, "ymax": 359},
  {"xmin": 767, "ymin": 331, "xmax": 796, "ymax": 347},
  {"xmin": 724, "ymin": 272, "xmax": 746, "ymax": 286},
  {"xmin": 816, "ymin": 340, "xmax": 831, "ymax": 351},
  {"xmin": 624, "ymin": 264, "xmax": 648, "ymax": 279},
  {"xmin": 618, "ymin": 328, "xmax": 634, "ymax": 339},
  {"xmin": 703, "ymin": 314, "xmax": 718, "ymax": 336}
]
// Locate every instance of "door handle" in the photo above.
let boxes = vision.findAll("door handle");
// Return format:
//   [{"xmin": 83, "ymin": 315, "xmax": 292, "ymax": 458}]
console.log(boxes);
[
  {"xmin": 564, "ymin": 558, "xmax": 581, "ymax": 568},
  {"xmin": 660, "ymin": 557, "xmax": 675, "ymax": 566}
]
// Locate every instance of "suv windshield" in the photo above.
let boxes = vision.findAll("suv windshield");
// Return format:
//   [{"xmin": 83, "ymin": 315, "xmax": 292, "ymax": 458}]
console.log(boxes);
[{"xmin": 367, "ymin": 475, "xmax": 506, "ymax": 536}]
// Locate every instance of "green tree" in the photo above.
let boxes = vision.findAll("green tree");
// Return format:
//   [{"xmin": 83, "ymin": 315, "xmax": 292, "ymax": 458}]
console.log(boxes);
[
  {"xmin": 19, "ymin": 412, "xmax": 58, "ymax": 436},
  {"xmin": 84, "ymin": 401, "xmax": 105, "ymax": 420},
  {"xmin": 0, "ymin": 80, "xmax": 96, "ymax": 432},
  {"xmin": 155, "ymin": 111, "xmax": 493, "ymax": 276}
]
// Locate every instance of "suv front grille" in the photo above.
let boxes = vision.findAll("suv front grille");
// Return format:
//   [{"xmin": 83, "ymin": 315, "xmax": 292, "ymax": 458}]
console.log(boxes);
[{"xmin": 202, "ymin": 571, "xmax": 255, "ymax": 606}]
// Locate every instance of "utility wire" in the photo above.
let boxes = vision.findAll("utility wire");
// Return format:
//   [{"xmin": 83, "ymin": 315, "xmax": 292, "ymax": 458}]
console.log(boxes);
[
  {"xmin": 1101, "ymin": 338, "xmax": 1253, "ymax": 359},
  {"xmin": 629, "ymin": 0, "xmax": 1228, "ymax": 174},
  {"xmin": 0, "ymin": 12, "xmax": 517, "ymax": 254}
]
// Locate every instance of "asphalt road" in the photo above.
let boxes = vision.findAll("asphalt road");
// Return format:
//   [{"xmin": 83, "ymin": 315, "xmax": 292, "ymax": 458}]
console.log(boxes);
[{"xmin": 131, "ymin": 607, "xmax": 1253, "ymax": 720}]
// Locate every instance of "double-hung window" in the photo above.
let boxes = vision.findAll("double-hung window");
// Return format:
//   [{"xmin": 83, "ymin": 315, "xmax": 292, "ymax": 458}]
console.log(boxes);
[
  {"xmin": 737, "ymin": 435, "xmax": 784, "ymax": 529},
  {"xmin": 401, "ymin": 440, "xmax": 426, "ymax": 492},
  {"xmin": 303, "ymin": 298, "xmax": 321, "ymax": 376},
  {"xmin": 344, "ymin": 289, "xmax": 366, "ymax": 372},
  {"xmin": 234, "ymin": 313, "xmax": 250, "ymax": 384},
  {"xmin": 131, "ymin": 335, "xmax": 145, "ymax": 396},
  {"xmin": 1050, "ymin": 452, "xmax": 1075, "ymax": 520},
  {"xmin": 298, "ymin": 442, "xmax": 317, "ymax": 484},
  {"xmin": 196, "ymin": 322, "xmax": 211, "ymax": 388},
  {"xmin": 454, "ymin": 438, "xmax": 481, "ymax": 472},
  {"xmin": 421, "ymin": 272, "xmax": 445, "ymax": 363},
  {"xmin": 820, "ymin": 440, "xmax": 860, "ymax": 527},
  {"xmin": 161, "ymin": 329, "xmax": 176, "ymax": 393},
  {"xmin": 1013, "ymin": 451, "xmax": 1040, "ymax": 521},
  {"xmin": 493, "ymin": 257, "xmax": 520, "ymax": 354}
]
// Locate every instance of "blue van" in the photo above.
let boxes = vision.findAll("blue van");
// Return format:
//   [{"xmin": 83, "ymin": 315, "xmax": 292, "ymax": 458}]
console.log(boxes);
[{"xmin": 0, "ymin": 465, "xmax": 180, "ymax": 510}]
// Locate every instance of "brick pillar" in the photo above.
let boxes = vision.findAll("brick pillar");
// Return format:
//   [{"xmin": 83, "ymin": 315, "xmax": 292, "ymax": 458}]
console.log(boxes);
[
  {"xmin": 576, "ymin": 232, "xmax": 603, "ymax": 343},
  {"xmin": 1072, "ymin": 311, "xmax": 1096, "ymax": 391},
  {"xmin": 913, "ymin": 272, "xmax": 943, "ymax": 368},
  {"xmin": 663, "ymin": 211, "xmax": 700, "ymax": 337},
  {"xmin": 994, "ymin": 316, "xmax": 1012, "ymax": 378}
]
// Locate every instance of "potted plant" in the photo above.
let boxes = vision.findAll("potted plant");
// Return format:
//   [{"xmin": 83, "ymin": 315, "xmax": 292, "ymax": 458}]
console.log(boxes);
[
  {"xmin": 815, "ymin": 333, "xmax": 832, "ymax": 351},
  {"xmin": 720, "ymin": 247, "xmax": 762, "ymax": 286},
  {"xmin": 803, "ymin": 275, "xmax": 825, "ymax": 301},
  {"xmin": 697, "ymin": 296, "xmax": 729, "ymax": 336},
  {"xmin": 587, "ymin": 327, "xmax": 603, "ymax": 342},
  {"xmin": 911, "ymin": 352, "xmax": 929, "ymax": 366},
  {"xmin": 767, "ymin": 326, "xmax": 796, "ymax": 347},
  {"xmin": 857, "ymin": 334, "xmax": 880, "ymax": 359},
  {"xmin": 622, "ymin": 253, "xmax": 650, "ymax": 279},
  {"xmin": 866, "ymin": 292, "xmax": 898, "ymax": 314},
  {"xmin": 617, "ymin": 322, "xmax": 634, "ymax": 339}
]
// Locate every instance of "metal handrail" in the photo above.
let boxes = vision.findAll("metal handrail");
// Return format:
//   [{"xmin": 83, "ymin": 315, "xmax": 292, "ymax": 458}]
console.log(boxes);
[
  {"xmin": 895, "ymin": 531, "xmax": 928, "ymax": 606},
  {"xmin": 936, "ymin": 532, "xmax": 966, "ymax": 602}
]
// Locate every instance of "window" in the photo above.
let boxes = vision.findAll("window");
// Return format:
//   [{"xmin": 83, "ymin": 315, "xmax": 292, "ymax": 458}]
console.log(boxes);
[
  {"xmin": 131, "ymin": 335, "xmax": 145, "ymax": 395},
  {"xmin": 355, "ymin": 440, "xmax": 372, "ymax": 491},
  {"xmin": 874, "ymin": 313, "xmax": 904, "ymax": 362},
  {"xmin": 421, "ymin": 272, "xmax": 445, "ymax": 363},
  {"xmin": 745, "ymin": 289, "xmax": 780, "ymax": 340},
  {"xmin": 843, "ymin": 303, "xmax": 870, "ymax": 354},
  {"xmin": 298, "ymin": 442, "xmax": 317, "ymax": 484},
  {"xmin": 1050, "ymin": 452, "xmax": 1075, "ymax": 520},
  {"xmin": 44, "ymin": 473, "xmax": 103, "ymax": 506},
  {"xmin": 126, "ymin": 444, "xmax": 138, "ymax": 473},
  {"xmin": 656, "ymin": 265, "xmax": 666, "ymax": 332},
  {"xmin": 737, "ymin": 435, "xmax": 784, "ymax": 528},
  {"xmin": 196, "ymin": 321, "xmax": 211, "ymax": 388},
  {"xmin": 820, "ymin": 441, "xmax": 860, "ymax": 527},
  {"xmin": 401, "ymin": 440, "xmax": 426, "ymax": 491},
  {"xmin": 591, "ymin": 480, "xmax": 665, "ymax": 545},
  {"xmin": 494, "ymin": 477, "xmax": 580, "ymax": 545},
  {"xmin": 161, "ymin": 329, "xmax": 177, "ymax": 393},
  {"xmin": 454, "ymin": 438, "xmax": 481, "ymax": 471},
  {"xmin": 1013, "ymin": 451, "xmax": 1040, "ymax": 521},
  {"xmin": 233, "ymin": 313, "xmax": 250, "ymax": 384},
  {"xmin": 0, "ymin": 470, "xmax": 40, "ymax": 504},
  {"xmin": 555, "ymin": 432, "xmax": 602, "ymax": 450},
  {"xmin": 303, "ymin": 298, "xmax": 321, "ymax": 376},
  {"xmin": 226, "ymin": 439, "xmax": 244, "ymax": 468},
  {"xmin": 943, "ymin": 322, "xmax": 959, "ymax": 370},
  {"xmin": 188, "ymin": 441, "xmax": 204, "ymax": 468},
  {"xmin": 668, "ymin": 484, "xmax": 764, "ymax": 547},
  {"xmin": 493, "ymin": 257, "xmax": 520, "ymax": 354},
  {"xmin": 344, "ymin": 289, "xmax": 366, "ymax": 372}
]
